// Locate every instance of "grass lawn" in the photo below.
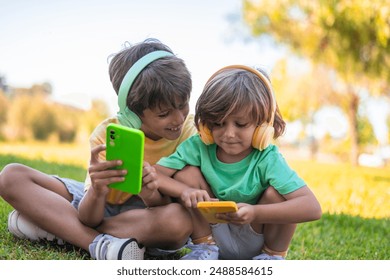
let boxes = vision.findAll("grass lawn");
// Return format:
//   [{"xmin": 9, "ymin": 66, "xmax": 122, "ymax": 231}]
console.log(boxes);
[{"xmin": 0, "ymin": 149, "xmax": 389, "ymax": 260}]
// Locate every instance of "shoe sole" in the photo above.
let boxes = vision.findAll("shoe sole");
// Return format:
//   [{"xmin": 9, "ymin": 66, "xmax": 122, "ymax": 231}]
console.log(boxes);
[
  {"xmin": 7, "ymin": 210, "xmax": 26, "ymax": 239},
  {"xmin": 7, "ymin": 210, "xmax": 65, "ymax": 245},
  {"xmin": 118, "ymin": 238, "xmax": 145, "ymax": 260}
]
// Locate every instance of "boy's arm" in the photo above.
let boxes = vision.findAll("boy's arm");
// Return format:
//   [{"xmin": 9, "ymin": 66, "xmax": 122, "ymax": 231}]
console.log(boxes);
[
  {"xmin": 137, "ymin": 162, "xmax": 172, "ymax": 207},
  {"xmin": 78, "ymin": 185, "xmax": 108, "ymax": 227},
  {"xmin": 154, "ymin": 165, "xmax": 181, "ymax": 197},
  {"xmin": 222, "ymin": 186, "xmax": 322, "ymax": 225},
  {"xmin": 251, "ymin": 186, "xmax": 322, "ymax": 224},
  {"xmin": 138, "ymin": 189, "xmax": 172, "ymax": 207},
  {"xmin": 78, "ymin": 145, "xmax": 123, "ymax": 227},
  {"xmin": 155, "ymin": 165, "xmax": 211, "ymax": 208}
]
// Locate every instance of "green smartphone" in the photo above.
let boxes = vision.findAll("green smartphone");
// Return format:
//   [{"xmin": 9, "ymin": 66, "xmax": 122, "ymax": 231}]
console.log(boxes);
[{"xmin": 106, "ymin": 123, "xmax": 144, "ymax": 194}]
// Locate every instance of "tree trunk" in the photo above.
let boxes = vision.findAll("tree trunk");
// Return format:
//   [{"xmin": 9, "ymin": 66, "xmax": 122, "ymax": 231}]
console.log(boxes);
[{"xmin": 347, "ymin": 89, "xmax": 359, "ymax": 166}]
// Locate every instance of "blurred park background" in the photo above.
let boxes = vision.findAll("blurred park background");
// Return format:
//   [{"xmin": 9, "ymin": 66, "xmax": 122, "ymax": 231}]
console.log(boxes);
[{"xmin": 0, "ymin": 0, "xmax": 389, "ymax": 259}]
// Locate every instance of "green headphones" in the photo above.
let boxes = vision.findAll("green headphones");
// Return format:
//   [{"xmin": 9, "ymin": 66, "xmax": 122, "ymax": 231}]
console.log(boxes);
[{"xmin": 116, "ymin": 50, "xmax": 173, "ymax": 128}]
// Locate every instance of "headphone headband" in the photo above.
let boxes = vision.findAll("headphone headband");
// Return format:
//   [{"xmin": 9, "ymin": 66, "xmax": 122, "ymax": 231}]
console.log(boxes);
[
  {"xmin": 207, "ymin": 65, "xmax": 276, "ymax": 125},
  {"xmin": 117, "ymin": 50, "xmax": 173, "ymax": 128}
]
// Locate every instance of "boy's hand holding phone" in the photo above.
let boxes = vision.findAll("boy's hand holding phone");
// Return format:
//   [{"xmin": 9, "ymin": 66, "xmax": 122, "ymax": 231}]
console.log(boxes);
[
  {"xmin": 88, "ymin": 144, "xmax": 126, "ymax": 196},
  {"xmin": 106, "ymin": 123, "xmax": 145, "ymax": 194}
]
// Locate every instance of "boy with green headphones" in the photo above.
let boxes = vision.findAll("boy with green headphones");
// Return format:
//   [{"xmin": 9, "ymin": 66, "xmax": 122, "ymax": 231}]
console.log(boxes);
[{"xmin": 0, "ymin": 38, "xmax": 197, "ymax": 259}]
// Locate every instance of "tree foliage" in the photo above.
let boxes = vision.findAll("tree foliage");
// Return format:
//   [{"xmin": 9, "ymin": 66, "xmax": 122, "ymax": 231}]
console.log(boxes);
[
  {"xmin": 1, "ymin": 83, "xmax": 109, "ymax": 143},
  {"xmin": 357, "ymin": 114, "xmax": 377, "ymax": 147},
  {"xmin": 272, "ymin": 59, "xmax": 337, "ymax": 122},
  {"xmin": 25, "ymin": 96, "xmax": 57, "ymax": 140},
  {"xmin": 243, "ymin": 0, "xmax": 390, "ymax": 164},
  {"xmin": 244, "ymin": 0, "xmax": 390, "ymax": 86}
]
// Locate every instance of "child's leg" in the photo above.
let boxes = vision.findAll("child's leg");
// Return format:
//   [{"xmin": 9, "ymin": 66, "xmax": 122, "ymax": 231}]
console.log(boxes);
[
  {"xmin": 0, "ymin": 163, "xmax": 98, "ymax": 250},
  {"xmin": 171, "ymin": 166, "xmax": 219, "ymax": 260},
  {"xmin": 0, "ymin": 164, "xmax": 168, "ymax": 259},
  {"xmin": 97, "ymin": 203, "xmax": 193, "ymax": 250},
  {"xmin": 257, "ymin": 186, "xmax": 296, "ymax": 257}
]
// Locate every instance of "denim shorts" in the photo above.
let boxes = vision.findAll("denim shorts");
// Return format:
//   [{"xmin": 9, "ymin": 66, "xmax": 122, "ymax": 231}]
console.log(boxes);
[
  {"xmin": 211, "ymin": 223, "xmax": 264, "ymax": 260},
  {"xmin": 53, "ymin": 176, "xmax": 146, "ymax": 217},
  {"xmin": 53, "ymin": 176, "xmax": 85, "ymax": 209}
]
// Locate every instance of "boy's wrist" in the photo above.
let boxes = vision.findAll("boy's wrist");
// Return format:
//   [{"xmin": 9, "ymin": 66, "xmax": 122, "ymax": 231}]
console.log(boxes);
[
  {"xmin": 139, "ymin": 188, "xmax": 159, "ymax": 201},
  {"xmin": 88, "ymin": 185, "xmax": 109, "ymax": 201}
]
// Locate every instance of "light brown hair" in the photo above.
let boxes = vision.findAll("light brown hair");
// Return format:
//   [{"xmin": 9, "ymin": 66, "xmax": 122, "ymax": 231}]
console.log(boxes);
[{"xmin": 195, "ymin": 67, "xmax": 285, "ymax": 139}]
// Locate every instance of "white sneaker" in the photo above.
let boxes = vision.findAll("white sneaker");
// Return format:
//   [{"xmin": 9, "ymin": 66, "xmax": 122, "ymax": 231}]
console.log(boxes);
[
  {"xmin": 92, "ymin": 234, "xmax": 145, "ymax": 260},
  {"xmin": 180, "ymin": 243, "xmax": 219, "ymax": 260},
  {"xmin": 7, "ymin": 210, "xmax": 65, "ymax": 245}
]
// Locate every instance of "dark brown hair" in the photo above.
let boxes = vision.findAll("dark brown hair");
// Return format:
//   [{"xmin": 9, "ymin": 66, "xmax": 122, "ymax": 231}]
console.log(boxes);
[{"xmin": 108, "ymin": 38, "xmax": 192, "ymax": 116}]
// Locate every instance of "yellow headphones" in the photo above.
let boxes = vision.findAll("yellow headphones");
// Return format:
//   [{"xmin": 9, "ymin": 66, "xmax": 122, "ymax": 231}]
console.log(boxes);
[{"xmin": 198, "ymin": 65, "xmax": 277, "ymax": 151}]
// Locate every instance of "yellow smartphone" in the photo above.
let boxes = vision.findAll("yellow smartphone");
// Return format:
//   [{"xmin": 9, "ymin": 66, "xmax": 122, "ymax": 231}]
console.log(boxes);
[
  {"xmin": 106, "ymin": 123, "xmax": 144, "ymax": 194},
  {"xmin": 197, "ymin": 201, "xmax": 238, "ymax": 224}
]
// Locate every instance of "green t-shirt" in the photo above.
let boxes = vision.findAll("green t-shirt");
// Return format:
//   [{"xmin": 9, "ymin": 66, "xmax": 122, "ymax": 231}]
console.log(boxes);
[{"xmin": 157, "ymin": 135, "xmax": 306, "ymax": 204}]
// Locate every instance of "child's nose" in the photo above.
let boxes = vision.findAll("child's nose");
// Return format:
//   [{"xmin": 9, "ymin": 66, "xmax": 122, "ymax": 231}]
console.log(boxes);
[
  {"xmin": 223, "ymin": 124, "xmax": 236, "ymax": 138},
  {"xmin": 172, "ymin": 109, "xmax": 185, "ymax": 124}
]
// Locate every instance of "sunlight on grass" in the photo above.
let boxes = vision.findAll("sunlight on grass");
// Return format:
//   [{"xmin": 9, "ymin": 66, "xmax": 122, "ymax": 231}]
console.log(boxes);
[
  {"xmin": 0, "ymin": 142, "xmax": 90, "ymax": 168},
  {"xmin": 289, "ymin": 160, "xmax": 390, "ymax": 219}
]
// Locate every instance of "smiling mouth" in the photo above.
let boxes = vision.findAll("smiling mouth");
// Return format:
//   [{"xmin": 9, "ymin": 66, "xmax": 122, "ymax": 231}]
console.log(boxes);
[{"xmin": 167, "ymin": 125, "xmax": 182, "ymax": 132}]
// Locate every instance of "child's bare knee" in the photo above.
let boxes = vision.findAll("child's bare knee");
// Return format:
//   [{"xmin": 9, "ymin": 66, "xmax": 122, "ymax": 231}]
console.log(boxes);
[
  {"xmin": 162, "ymin": 203, "xmax": 192, "ymax": 240},
  {"xmin": 0, "ymin": 163, "xmax": 29, "ymax": 194},
  {"xmin": 259, "ymin": 186, "xmax": 285, "ymax": 204}
]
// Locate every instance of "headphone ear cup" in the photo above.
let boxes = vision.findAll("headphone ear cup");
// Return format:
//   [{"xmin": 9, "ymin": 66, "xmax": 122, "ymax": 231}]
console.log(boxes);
[
  {"xmin": 198, "ymin": 123, "xmax": 214, "ymax": 145},
  {"xmin": 117, "ymin": 108, "xmax": 142, "ymax": 129},
  {"xmin": 252, "ymin": 123, "xmax": 274, "ymax": 150}
]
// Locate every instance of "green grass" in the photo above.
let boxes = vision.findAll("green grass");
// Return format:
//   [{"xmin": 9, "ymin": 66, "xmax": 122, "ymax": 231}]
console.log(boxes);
[
  {"xmin": 0, "ymin": 154, "xmax": 389, "ymax": 260},
  {"xmin": 289, "ymin": 214, "xmax": 389, "ymax": 259},
  {"xmin": 0, "ymin": 154, "xmax": 89, "ymax": 260}
]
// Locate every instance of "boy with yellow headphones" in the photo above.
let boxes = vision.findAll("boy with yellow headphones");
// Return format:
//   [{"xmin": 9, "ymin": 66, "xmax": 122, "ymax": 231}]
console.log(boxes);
[{"xmin": 156, "ymin": 65, "xmax": 322, "ymax": 260}]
